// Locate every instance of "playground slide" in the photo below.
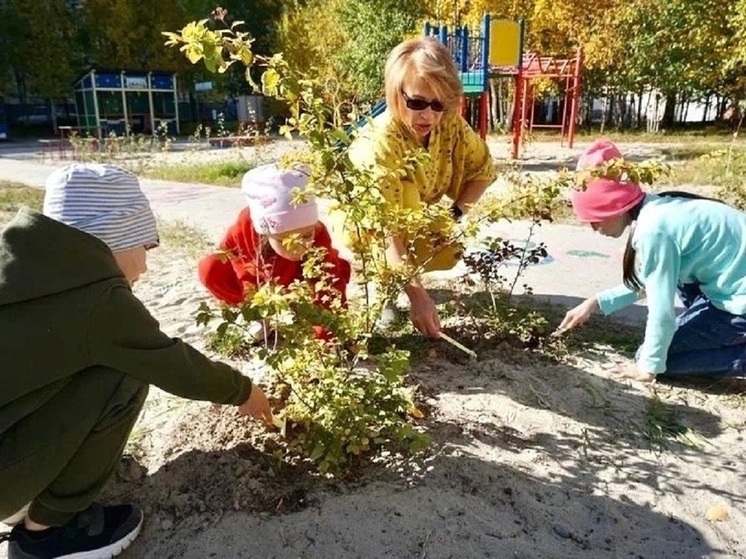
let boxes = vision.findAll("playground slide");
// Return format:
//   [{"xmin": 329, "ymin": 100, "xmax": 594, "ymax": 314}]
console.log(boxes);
[
  {"xmin": 345, "ymin": 99, "xmax": 387, "ymax": 138},
  {"xmin": 369, "ymin": 99, "xmax": 387, "ymax": 119}
]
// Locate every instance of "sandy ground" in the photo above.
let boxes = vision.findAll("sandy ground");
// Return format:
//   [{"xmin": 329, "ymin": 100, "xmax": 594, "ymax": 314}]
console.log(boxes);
[{"xmin": 1, "ymin": 138, "xmax": 746, "ymax": 558}]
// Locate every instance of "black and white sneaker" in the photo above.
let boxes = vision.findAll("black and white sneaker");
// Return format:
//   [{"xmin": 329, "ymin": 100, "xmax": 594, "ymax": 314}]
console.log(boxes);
[{"xmin": 0, "ymin": 503, "xmax": 142, "ymax": 559}]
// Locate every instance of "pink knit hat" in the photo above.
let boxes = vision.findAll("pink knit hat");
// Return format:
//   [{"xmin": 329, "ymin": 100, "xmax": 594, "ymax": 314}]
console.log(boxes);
[
  {"xmin": 570, "ymin": 139, "xmax": 645, "ymax": 222},
  {"xmin": 241, "ymin": 163, "xmax": 318, "ymax": 235}
]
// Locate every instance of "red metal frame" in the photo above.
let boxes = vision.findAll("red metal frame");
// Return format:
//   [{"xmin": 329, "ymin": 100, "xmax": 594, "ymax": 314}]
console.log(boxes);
[
  {"xmin": 509, "ymin": 47, "xmax": 583, "ymax": 159},
  {"xmin": 459, "ymin": 93, "xmax": 490, "ymax": 140}
]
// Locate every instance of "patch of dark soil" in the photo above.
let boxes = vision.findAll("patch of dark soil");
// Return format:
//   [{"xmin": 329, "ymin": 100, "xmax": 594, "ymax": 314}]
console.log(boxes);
[
  {"xmin": 103, "ymin": 402, "xmax": 434, "ymax": 531},
  {"xmin": 102, "ymin": 405, "xmax": 321, "ymax": 523}
]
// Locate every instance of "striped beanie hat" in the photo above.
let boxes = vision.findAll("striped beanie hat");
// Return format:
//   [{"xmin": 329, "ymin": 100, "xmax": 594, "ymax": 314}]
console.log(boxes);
[{"xmin": 43, "ymin": 163, "xmax": 159, "ymax": 252}]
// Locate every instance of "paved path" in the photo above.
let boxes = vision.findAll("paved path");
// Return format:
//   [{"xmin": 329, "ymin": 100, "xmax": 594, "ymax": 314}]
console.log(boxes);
[{"xmin": 0, "ymin": 150, "xmax": 648, "ymax": 322}]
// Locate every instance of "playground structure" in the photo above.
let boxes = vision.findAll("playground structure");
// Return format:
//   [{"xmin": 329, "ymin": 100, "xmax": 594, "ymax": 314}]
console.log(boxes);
[
  {"xmin": 425, "ymin": 14, "xmax": 584, "ymax": 158},
  {"xmin": 423, "ymin": 16, "xmax": 494, "ymax": 141},
  {"xmin": 73, "ymin": 69, "xmax": 180, "ymax": 138},
  {"xmin": 510, "ymin": 49, "xmax": 584, "ymax": 158}
]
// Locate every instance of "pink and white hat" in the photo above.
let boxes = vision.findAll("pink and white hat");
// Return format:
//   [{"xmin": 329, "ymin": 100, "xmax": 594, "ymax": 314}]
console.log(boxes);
[
  {"xmin": 570, "ymin": 139, "xmax": 645, "ymax": 222},
  {"xmin": 241, "ymin": 163, "xmax": 318, "ymax": 235}
]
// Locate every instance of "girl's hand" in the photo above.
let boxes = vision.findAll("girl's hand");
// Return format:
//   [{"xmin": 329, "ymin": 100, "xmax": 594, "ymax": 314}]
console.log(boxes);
[
  {"xmin": 238, "ymin": 385, "xmax": 274, "ymax": 425},
  {"xmin": 556, "ymin": 296, "xmax": 599, "ymax": 334},
  {"xmin": 610, "ymin": 364, "xmax": 656, "ymax": 383}
]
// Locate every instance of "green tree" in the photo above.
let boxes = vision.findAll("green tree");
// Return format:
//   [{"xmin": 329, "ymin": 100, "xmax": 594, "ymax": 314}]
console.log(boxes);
[
  {"xmin": 617, "ymin": 0, "xmax": 737, "ymax": 124},
  {"xmin": 335, "ymin": 0, "xmax": 427, "ymax": 102},
  {"xmin": 0, "ymin": 0, "xmax": 80, "ymax": 104},
  {"xmin": 274, "ymin": 0, "xmax": 347, "ymax": 82},
  {"xmin": 80, "ymin": 0, "xmax": 187, "ymax": 71}
]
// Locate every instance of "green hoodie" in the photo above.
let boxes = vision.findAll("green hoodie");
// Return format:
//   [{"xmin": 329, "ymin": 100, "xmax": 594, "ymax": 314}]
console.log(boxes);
[{"xmin": 0, "ymin": 208, "xmax": 252, "ymax": 433}]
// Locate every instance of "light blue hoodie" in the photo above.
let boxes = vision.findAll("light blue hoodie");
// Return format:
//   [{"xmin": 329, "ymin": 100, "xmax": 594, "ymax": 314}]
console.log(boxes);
[{"xmin": 596, "ymin": 194, "xmax": 746, "ymax": 374}]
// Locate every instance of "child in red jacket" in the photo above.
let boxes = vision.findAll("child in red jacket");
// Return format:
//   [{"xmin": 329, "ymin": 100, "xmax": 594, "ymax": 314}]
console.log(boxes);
[{"xmin": 198, "ymin": 163, "xmax": 351, "ymax": 340}]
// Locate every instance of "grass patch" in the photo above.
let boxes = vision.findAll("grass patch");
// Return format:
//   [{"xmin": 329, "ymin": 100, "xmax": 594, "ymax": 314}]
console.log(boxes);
[
  {"xmin": 492, "ymin": 128, "xmax": 736, "ymax": 145},
  {"xmin": 639, "ymin": 395, "xmax": 699, "ymax": 452},
  {"xmin": 0, "ymin": 182, "xmax": 44, "ymax": 210},
  {"xmin": 142, "ymin": 159, "xmax": 255, "ymax": 186},
  {"xmin": 660, "ymin": 144, "xmax": 746, "ymax": 193},
  {"xmin": 0, "ymin": 183, "xmax": 44, "ymax": 224},
  {"xmin": 156, "ymin": 219, "xmax": 213, "ymax": 256},
  {"xmin": 567, "ymin": 125, "xmax": 735, "ymax": 144}
]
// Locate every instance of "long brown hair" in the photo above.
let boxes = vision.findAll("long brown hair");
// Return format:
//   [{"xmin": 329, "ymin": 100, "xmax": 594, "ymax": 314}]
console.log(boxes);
[{"xmin": 622, "ymin": 191, "xmax": 724, "ymax": 290}]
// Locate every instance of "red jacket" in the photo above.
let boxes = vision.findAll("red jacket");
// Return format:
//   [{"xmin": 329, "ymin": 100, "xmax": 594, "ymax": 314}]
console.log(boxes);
[{"xmin": 198, "ymin": 208, "xmax": 351, "ymax": 337}]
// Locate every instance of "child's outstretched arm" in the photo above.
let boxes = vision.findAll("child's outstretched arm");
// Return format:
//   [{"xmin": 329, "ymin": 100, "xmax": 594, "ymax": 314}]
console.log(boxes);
[{"xmin": 198, "ymin": 209, "xmax": 260, "ymax": 306}]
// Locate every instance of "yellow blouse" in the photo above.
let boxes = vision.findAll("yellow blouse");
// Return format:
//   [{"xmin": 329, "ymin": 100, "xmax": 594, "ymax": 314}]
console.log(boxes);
[{"xmin": 349, "ymin": 110, "xmax": 497, "ymax": 209}]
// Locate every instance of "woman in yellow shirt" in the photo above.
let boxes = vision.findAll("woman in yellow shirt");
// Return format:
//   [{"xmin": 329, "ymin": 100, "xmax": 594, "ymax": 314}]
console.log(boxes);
[{"xmin": 347, "ymin": 37, "xmax": 497, "ymax": 337}]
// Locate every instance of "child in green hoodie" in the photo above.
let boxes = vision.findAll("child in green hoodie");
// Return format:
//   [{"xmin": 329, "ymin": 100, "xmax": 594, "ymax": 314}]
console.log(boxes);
[{"xmin": 0, "ymin": 164, "xmax": 272, "ymax": 559}]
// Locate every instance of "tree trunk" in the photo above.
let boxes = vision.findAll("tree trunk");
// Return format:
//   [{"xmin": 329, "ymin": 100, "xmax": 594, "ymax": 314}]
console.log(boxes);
[
  {"xmin": 645, "ymin": 93, "xmax": 656, "ymax": 134},
  {"xmin": 702, "ymin": 95, "xmax": 710, "ymax": 124},
  {"xmin": 613, "ymin": 93, "xmax": 624, "ymax": 129},
  {"xmin": 730, "ymin": 93, "xmax": 744, "ymax": 126},
  {"xmin": 677, "ymin": 96, "xmax": 686, "ymax": 123},
  {"xmin": 50, "ymin": 98, "xmax": 58, "ymax": 133},
  {"xmin": 661, "ymin": 92, "xmax": 677, "ymax": 128},
  {"xmin": 636, "ymin": 88, "xmax": 644, "ymax": 129},
  {"xmin": 717, "ymin": 95, "xmax": 724, "ymax": 121},
  {"xmin": 14, "ymin": 69, "xmax": 27, "ymax": 104}
]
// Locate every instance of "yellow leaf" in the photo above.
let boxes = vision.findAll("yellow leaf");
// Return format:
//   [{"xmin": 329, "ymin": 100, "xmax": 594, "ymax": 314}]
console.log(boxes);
[
  {"xmin": 262, "ymin": 68, "xmax": 280, "ymax": 93},
  {"xmin": 239, "ymin": 47, "xmax": 254, "ymax": 67},
  {"xmin": 706, "ymin": 504, "xmax": 730, "ymax": 522},
  {"xmin": 185, "ymin": 45, "xmax": 204, "ymax": 64},
  {"xmin": 161, "ymin": 31, "xmax": 181, "ymax": 46},
  {"xmin": 409, "ymin": 406, "xmax": 425, "ymax": 419}
]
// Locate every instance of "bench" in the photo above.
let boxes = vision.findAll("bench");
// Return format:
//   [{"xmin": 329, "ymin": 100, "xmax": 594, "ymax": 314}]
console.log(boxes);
[{"xmin": 38, "ymin": 139, "xmax": 69, "ymax": 160}]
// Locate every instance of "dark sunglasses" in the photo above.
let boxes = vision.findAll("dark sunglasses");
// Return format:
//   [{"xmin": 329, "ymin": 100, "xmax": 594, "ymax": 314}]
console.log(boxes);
[{"xmin": 401, "ymin": 91, "xmax": 446, "ymax": 112}]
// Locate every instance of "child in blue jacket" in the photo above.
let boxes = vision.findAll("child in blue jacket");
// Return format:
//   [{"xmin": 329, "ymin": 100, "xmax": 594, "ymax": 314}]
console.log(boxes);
[{"xmin": 558, "ymin": 139, "xmax": 746, "ymax": 382}]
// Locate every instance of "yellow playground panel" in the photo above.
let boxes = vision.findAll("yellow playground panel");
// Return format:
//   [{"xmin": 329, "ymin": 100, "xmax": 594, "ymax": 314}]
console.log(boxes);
[{"xmin": 489, "ymin": 19, "xmax": 522, "ymax": 67}]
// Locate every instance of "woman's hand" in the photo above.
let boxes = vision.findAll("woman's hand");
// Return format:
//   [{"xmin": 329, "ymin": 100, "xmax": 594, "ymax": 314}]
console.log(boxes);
[
  {"xmin": 610, "ymin": 363, "xmax": 656, "ymax": 383},
  {"xmin": 406, "ymin": 286, "xmax": 441, "ymax": 338},
  {"xmin": 556, "ymin": 296, "xmax": 599, "ymax": 334},
  {"xmin": 238, "ymin": 385, "xmax": 273, "ymax": 425}
]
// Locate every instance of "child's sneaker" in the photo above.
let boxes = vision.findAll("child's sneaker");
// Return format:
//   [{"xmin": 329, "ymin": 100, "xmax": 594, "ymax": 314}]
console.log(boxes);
[{"xmin": 1, "ymin": 502, "xmax": 142, "ymax": 559}]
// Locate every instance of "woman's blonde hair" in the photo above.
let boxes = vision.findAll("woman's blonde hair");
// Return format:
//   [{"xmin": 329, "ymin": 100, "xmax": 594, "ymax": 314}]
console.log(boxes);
[{"xmin": 384, "ymin": 37, "xmax": 462, "ymax": 121}]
